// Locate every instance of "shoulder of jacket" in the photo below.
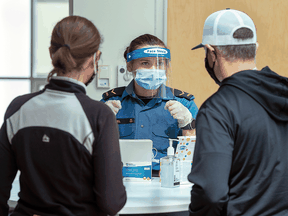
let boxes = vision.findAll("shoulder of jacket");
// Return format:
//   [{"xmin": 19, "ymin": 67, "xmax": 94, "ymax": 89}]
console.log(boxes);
[
  {"xmin": 5, "ymin": 91, "xmax": 44, "ymax": 120},
  {"xmin": 173, "ymin": 88, "xmax": 194, "ymax": 100},
  {"xmin": 102, "ymin": 87, "xmax": 126, "ymax": 100}
]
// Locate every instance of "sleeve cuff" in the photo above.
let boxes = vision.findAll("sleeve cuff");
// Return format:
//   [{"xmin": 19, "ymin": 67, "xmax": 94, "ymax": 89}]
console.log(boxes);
[{"xmin": 181, "ymin": 119, "xmax": 196, "ymax": 130}]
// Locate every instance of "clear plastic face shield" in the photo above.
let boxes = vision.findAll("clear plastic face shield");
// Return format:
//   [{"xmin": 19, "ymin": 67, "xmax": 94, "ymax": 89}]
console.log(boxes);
[{"xmin": 126, "ymin": 46, "xmax": 173, "ymax": 98}]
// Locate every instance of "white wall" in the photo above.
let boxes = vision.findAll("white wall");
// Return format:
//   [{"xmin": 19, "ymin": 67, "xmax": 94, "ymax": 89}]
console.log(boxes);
[{"xmin": 73, "ymin": 0, "xmax": 167, "ymax": 101}]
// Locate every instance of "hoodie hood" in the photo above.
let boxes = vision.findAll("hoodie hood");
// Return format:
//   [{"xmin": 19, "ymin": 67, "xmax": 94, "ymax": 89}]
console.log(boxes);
[{"xmin": 221, "ymin": 66, "xmax": 288, "ymax": 121}]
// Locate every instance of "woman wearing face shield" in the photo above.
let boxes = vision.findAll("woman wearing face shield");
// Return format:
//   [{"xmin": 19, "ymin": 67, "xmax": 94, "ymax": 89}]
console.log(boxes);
[
  {"xmin": 101, "ymin": 34, "xmax": 198, "ymax": 176},
  {"xmin": 0, "ymin": 16, "xmax": 126, "ymax": 216}
]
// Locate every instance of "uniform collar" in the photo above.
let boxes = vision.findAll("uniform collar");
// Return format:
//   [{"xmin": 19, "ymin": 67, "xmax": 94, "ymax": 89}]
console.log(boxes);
[{"xmin": 122, "ymin": 80, "xmax": 134, "ymax": 99}]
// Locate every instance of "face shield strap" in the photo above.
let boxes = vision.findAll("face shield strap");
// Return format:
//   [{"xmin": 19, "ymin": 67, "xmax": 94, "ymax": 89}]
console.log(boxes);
[{"xmin": 126, "ymin": 47, "xmax": 171, "ymax": 63}]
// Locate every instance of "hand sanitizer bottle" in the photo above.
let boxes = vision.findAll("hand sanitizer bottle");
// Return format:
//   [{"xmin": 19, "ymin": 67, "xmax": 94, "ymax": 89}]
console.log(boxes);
[{"xmin": 160, "ymin": 139, "xmax": 180, "ymax": 188}]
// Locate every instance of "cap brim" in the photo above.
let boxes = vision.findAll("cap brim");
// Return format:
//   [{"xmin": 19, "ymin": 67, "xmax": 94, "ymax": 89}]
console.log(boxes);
[{"xmin": 191, "ymin": 43, "xmax": 204, "ymax": 50}]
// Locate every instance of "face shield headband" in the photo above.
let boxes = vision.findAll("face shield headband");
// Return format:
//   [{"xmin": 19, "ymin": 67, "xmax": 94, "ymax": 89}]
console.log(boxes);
[{"xmin": 126, "ymin": 47, "xmax": 171, "ymax": 63}]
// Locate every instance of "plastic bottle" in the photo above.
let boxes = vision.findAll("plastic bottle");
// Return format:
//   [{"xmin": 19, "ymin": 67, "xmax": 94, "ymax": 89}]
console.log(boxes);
[{"xmin": 160, "ymin": 139, "xmax": 180, "ymax": 188}]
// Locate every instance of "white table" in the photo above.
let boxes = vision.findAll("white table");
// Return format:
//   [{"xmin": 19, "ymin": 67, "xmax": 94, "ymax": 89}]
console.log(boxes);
[
  {"xmin": 118, "ymin": 178, "xmax": 192, "ymax": 214},
  {"xmin": 9, "ymin": 176, "xmax": 193, "ymax": 214}
]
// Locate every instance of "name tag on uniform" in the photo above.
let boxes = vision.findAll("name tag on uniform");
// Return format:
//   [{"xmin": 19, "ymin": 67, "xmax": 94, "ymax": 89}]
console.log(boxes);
[{"xmin": 116, "ymin": 118, "xmax": 135, "ymax": 124}]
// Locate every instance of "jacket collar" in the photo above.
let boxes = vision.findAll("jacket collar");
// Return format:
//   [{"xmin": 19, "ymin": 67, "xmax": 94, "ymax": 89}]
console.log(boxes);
[{"xmin": 45, "ymin": 76, "xmax": 86, "ymax": 94}]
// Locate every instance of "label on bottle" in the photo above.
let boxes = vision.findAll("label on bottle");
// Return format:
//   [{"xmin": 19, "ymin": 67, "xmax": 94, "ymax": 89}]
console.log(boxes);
[{"xmin": 174, "ymin": 159, "xmax": 180, "ymax": 186}]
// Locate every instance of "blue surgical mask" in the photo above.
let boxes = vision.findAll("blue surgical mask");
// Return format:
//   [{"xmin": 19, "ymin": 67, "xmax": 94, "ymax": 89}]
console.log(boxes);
[{"xmin": 134, "ymin": 69, "xmax": 167, "ymax": 90}]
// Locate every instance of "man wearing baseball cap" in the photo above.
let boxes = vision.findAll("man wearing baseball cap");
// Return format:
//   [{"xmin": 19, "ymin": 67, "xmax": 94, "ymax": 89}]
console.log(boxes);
[{"xmin": 188, "ymin": 9, "xmax": 288, "ymax": 216}]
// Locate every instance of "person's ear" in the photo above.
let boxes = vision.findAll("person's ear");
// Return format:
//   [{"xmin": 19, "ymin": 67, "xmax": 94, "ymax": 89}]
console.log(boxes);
[
  {"xmin": 204, "ymin": 44, "xmax": 217, "ymax": 62},
  {"xmin": 126, "ymin": 62, "xmax": 133, "ymax": 72}
]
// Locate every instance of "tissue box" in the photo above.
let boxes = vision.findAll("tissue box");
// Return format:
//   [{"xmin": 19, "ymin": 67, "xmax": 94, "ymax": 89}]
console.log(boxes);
[{"xmin": 122, "ymin": 161, "xmax": 152, "ymax": 182}]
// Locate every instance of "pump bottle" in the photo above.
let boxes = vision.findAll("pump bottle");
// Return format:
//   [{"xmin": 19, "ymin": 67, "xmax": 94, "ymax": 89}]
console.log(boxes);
[{"xmin": 160, "ymin": 139, "xmax": 180, "ymax": 188}]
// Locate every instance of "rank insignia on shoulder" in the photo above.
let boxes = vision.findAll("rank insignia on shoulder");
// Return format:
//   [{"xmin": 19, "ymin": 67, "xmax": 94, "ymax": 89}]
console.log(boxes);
[
  {"xmin": 116, "ymin": 118, "xmax": 135, "ymax": 124},
  {"xmin": 173, "ymin": 88, "xmax": 194, "ymax": 100},
  {"xmin": 102, "ymin": 87, "xmax": 126, "ymax": 100}
]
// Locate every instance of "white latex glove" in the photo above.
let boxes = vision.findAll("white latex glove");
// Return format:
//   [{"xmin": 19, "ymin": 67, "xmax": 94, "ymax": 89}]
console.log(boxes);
[
  {"xmin": 164, "ymin": 100, "xmax": 192, "ymax": 128},
  {"xmin": 105, "ymin": 100, "xmax": 122, "ymax": 115}
]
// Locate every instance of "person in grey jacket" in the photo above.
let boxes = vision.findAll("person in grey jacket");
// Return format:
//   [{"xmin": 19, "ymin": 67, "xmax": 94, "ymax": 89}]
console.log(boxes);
[{"xmin": 0, "ymin": 15, "xmax": 126, "ymax": 216}]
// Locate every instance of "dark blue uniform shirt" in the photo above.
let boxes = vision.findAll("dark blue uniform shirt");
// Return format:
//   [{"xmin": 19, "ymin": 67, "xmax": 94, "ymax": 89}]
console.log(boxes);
[{"xmin": 101, "ymin": 81, "xmax": 198, "ymax": 170}]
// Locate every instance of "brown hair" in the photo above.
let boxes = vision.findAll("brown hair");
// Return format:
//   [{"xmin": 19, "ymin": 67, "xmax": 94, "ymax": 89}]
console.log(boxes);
[
  {"xmin": 215, "ymin": 27, "xmax": 256, "ymax": 61},
  {"xmin": 124, "ymin": 34, "xmax": 167, "ymax": 61},
  {"xmin": 48, "ymin": 16, "xmax": 102, "ymax": 81}
]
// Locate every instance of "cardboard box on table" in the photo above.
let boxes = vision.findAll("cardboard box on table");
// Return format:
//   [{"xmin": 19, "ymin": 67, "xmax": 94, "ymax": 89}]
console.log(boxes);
[{"xmin": 119, "ymin": 139, "xmax": 153, "ymax": 182}]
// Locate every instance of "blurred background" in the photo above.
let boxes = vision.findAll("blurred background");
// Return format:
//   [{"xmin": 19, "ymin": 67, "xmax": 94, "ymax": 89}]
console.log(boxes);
[{"xmin": 1, "ymin": 0, "xmax": 288, "ymax": 124}]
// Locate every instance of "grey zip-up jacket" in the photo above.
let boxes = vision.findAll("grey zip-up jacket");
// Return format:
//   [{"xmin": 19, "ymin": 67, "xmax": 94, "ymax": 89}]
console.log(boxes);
[{"xmin": 0, "ymin": 76, "xmax": 127, "ymax": 216}]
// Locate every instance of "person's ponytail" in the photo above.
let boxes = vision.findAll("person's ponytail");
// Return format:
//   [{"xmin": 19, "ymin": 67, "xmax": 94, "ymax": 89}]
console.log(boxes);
[{"xmin": 48, "ymin": 45, "xmax": 77, "ymax": 80}]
